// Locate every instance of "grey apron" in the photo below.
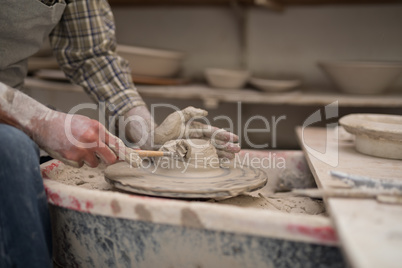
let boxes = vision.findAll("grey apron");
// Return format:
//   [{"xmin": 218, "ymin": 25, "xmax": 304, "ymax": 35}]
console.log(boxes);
[{"xmin": 0, "ymin": 0, "xmax": 66, "ymax": 89}]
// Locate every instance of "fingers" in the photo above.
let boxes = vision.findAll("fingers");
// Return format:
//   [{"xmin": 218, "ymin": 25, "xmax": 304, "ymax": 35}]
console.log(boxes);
[
  {"xmin": 189, "ymin": 121, "xmax": 239, "ymax": 143},
  {"xmin": 210, "ymin": 139, "xmax": 240, "ymax": 160},
  {"xmin": 216, "ymin": 149, "xmax": 236, "ymax": 160},
  {"xmin": 83, "ymin": 153, "xmax": 101, "ymax": 168},
  {"xmin": 52, "ymin": 151, "xmax": 83, "ymax": 168},
  {"xmin": 103, "ymin": 129, "xmax": 125, "ymax": 159},
  {"xmin": 212, "ymin": 139, "xmax": 241, "ymax": 154},
  {"xmin": 185, "ymin": 121, "xmax": 241, "ymax": 159},
  {"xmin": 181, "ymin": 106, "xmax": 208, "ymax": 122},
  {"xmin": 94, "ymin": 142, "xmax": 117, "ymax": 165},
  {"xmin": 103, "ymin": 129, "xmax": 141, "ymax": 167}
]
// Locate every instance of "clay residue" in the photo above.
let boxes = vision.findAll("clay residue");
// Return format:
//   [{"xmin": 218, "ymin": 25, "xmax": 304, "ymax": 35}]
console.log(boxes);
[
  {"xmin": 157, "ymin": 139, "xmax": 220, "ymax": 171},
  {"xmin": 111, "ymin": 199, "xmax": 121, "ymax": 214},
  {"xmin": 0, "ymin": 84, "xmax": 15, "ymax": 104},
  {"xmin": 159, "ymin": 139, "xmax": 190, "ymax": 159},
  {"xmin": 135, "ymin": 204, "xmax": 153, "ymax": 222},
  {"xmin": 181, "ymin": 208, "xmax": 204, "ymax": 228},
  {"xmin": 47, "ymin": 162, "xmax": 325, "ymax": 216},
  {"xmin": 47, "ymin": 163, "xmax": 113, "ymax": 190},
  {"xmin": 4, "ymin": 88, "xmax": 15, "ymax": 103},
  {"xmin": 276, "ymin": 169, "xmax": 317, "ymax": 192},
  {"xmin": 216, "ymin": 192, "xmax": 326, "ymax": 215}
]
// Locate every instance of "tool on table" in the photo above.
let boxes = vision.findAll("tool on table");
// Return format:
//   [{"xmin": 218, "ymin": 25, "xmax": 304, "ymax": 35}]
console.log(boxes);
[
  {"xmin": 291, "ymin": 188, "xmax": 402, "ymax": 199},
  {"xmin": 330, "ymin": 170, "xmax": 402, "ymax": 191},
  {"xmin": 291, "ymin": 171, "xmax": 402, "ymax": 204}
]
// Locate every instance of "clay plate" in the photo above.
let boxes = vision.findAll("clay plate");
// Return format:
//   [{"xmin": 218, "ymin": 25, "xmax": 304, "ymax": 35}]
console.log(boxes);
[
  {"xmin": 104, "ymin": 161, "xmax": 267, "ymax": 199},
  {"xmin": 339, "ymin": 113, "xmax": 402, "ymax": 160}
]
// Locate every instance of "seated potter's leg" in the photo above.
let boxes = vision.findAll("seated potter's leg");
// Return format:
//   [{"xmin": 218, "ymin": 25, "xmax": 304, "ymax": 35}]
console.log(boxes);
[{"xmin": 0, "ymin": 124, "xmax": 52, "ymax": 268}]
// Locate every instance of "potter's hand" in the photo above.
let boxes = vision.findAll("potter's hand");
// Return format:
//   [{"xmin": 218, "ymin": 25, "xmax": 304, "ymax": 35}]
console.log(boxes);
[
  {"xmin": 154, "ymin": 106, "xmax": 240, "ymax": 159},
  {"xmin": 0, "ymin": 83, "xmax": 140, "ymax": 168},
  {"xmin": 32, "ymin": 111, "xmax": 127, "ymax": 168}
]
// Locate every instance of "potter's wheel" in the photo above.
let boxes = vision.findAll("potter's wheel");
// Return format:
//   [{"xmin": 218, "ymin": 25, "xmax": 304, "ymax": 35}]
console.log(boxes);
[{"xmin": 104, "ymin": 160, "xmax": 267, "ymax": 199}]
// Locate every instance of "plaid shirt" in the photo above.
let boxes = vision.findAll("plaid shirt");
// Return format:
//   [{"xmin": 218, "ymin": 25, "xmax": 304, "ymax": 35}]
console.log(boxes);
[{"xmin": 49, "ymin": 0, "xmax": 145, "ymax": 130}]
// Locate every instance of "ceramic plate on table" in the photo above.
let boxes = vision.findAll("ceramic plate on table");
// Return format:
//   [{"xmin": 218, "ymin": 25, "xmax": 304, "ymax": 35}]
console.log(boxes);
[{"xmin": 339, "ymin": 113, "xmax": 402, "ymax": 160}]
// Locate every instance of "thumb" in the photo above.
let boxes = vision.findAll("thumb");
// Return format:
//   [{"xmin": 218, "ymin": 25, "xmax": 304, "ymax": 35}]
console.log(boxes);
[
  {"xmin": 104, "ymin": 130, "xmax": 142, "ymax": 167},
  {"xmin": 103, "ymin": 129, "xmax": 128, "ymax": 160},
  {"xmin": 181, "ymin": 106, "xmax": 208, "ymax": 122}
]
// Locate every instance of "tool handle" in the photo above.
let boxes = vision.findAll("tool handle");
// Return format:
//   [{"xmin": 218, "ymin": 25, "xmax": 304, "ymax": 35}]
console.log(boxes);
[
  {"xmin": 136, "ymin": 150, "xmax": 174, "ymax": 157},
  {"xmin": 105, "ymin": 130, "xmax": 174, "ymax": 167}
]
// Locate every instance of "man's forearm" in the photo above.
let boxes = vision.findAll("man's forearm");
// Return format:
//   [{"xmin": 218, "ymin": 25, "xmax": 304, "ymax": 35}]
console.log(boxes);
[
  {"xmin": 0, "ymin": 82, "xmax": 51, "ymax": 137},
  {"xmin": 49, "ymin": 0, "xmax": 145, "ymax": 133}
]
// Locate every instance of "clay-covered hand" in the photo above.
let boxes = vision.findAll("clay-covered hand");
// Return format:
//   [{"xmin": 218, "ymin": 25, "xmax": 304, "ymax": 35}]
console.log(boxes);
[
  {"xmin": 32, "ymin": 111, "xmax": 141, "ymax": 168},
  {"xmin": 154, "ymin": 106, "xmax": 240, "ymax": 159},
  {"xmin": 0, "ymin": 83, "xmax": 140, "ymax": 168}
]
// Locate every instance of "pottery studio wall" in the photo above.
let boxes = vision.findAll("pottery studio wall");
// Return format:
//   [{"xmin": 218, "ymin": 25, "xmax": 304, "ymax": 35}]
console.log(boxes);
[
  {"xmin": 112, "ymin": 4, "xmax": 402, "ymax": 149},
  {"xmin": 113, "ymin": 4, "xmax": 402, "ymax": 89},
  {"xmin": 26, "ymin": 4, "xmax": 402, "ymax": 149}
]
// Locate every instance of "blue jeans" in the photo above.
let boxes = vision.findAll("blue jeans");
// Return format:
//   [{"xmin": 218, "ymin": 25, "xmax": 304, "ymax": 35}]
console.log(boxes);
[{"xmin": 0, "ymin": 124, "xmax": 52, "ymax": 267}]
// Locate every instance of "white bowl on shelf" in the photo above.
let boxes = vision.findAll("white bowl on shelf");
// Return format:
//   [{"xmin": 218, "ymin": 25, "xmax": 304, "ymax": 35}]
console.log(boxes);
[
  {"xmin": 318, "ymin": 60, "xmax": 402, "ymax": 95},
  {"xmin": 250, "ymin": 77, "xmax": 302, "ymax": 93},
  {"xmin": 204, "ymin": 68, "xmax": 250, "ymax": 89},
  {"xmin": 117, "ymin": 44, "xmax": 184, "ymax": 78}
]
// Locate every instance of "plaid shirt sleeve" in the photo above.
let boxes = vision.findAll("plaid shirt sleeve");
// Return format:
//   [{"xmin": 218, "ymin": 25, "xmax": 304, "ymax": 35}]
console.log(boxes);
[{"xmin": 49, "ymin": 0, "xmax": 145, "ymax": 130}]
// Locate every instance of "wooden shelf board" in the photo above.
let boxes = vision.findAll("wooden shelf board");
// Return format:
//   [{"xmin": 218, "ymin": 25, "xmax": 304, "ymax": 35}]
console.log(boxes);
[{"xmin": 24, "ymin": 78, "xmax": 402, "ymax": 108}]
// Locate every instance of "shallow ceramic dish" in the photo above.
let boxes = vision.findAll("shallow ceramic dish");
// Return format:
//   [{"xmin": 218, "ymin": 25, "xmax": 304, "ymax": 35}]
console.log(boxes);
[
  {"xmin": 319, "ymin": 61, "xmax": 402, "ymax": 95},
  {"xmin": 117, "ymin": 44, "xmax": 184, "ymax": 78},
  {"xmin": 250, "ymin": 77, "xmax": 302, "ymax": 93},
  {"xmin": 339, "ymin": 113, "xmax": 402, "ymax": 159},
  {"xmin": 204, "ymin": 68, "xmax": 250, "ymax": 89}
]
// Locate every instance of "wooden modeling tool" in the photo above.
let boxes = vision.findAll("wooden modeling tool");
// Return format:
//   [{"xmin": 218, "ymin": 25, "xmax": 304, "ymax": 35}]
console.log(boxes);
[
  {"xmin": 291, "ymin": 188, "xmax": 402, "ymax": 204},
  {"xmin": 105, "ymin": 130, "xmax": 176, "ymax": 167},
  {"xmin": 135, "ymin": 150, "xmax": 176, "ymax": 158}
]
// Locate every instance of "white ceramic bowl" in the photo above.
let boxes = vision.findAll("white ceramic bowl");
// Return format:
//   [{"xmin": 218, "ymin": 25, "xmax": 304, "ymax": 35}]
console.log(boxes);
[
  {"xmin": 250, "ymin": 77, "xmax": 302, "ymax": 93},
  {"xmin": 318, "ymin": 61, "xmax": 402, "ymax": 95},
  {"xmin": 117, "ymin": 44, "xmax": 184, "ymax": 78},
  {"xmin": 204, "ymin": 68, "xmax": 250, "ymax": 89}
]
